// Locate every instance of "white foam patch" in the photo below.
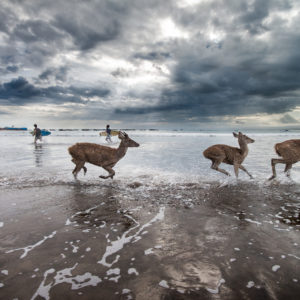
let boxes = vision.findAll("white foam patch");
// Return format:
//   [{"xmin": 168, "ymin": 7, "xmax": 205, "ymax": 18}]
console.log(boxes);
[
  {"xmin": 288, "ymin": 254, "xmax": 300, "ymax": 260},
  {"xmin": 206, "ymin": 278, "xmax": 225, "ymax": 294},
  {"xmin": 247, "ymin": 281, "xmax": 255, "ymax": 288},
  {"xmin": 98, "ymin": 207, "xmax": 165, "ymax": 267},
  {"xmin": 245, "ymin": 218, "xmax": 262, "ymax": 225},
  {"xmin": 1, "ymin": 270, "xmax": 8, "ymax": 275},
  {"xmin": 144, "ymin": 248, "xmax": 154, "ymax": 255},
  {"xmin": 31, "ymin": 264, "xmax": 102, "ymax": 300},
  {"xmin": 159, "ymin": 280, "xmax": 169, "ymax": 288},
  {"xmin": 128, "ymin": 268, "xmax": 139, "ymax": 276},
  {"xmin": 0, "ymin": 222, "xmax": 3, "ymax": 227},
  {"xmin": 107, "ymin": 268, "xmax": 120, "ymax": 276},
  {"xmin": 6, "ymin": 231, "xmax": 56, "ymax": 259},
  {"xmin": 108, "ymin": 275, "xmax": 121, "ymax": 282},
  {"xmin": 272, "ymin": 265, "xmax": 280, "ymax": 272},
  {"xmin": 122, "ymin": 289, "xmax": 131, "ymax": 294},
  {"xmin": 0, "ymin": 283, "xmax": 4, "ymax": 288},
  {"xmin": 65, "ymin": 205, "xmax": 98, "ymax": 226}
]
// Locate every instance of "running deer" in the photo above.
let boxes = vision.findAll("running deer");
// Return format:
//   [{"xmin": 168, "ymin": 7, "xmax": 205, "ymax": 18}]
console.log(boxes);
[
  {"xmin": 269, "ymin": 139, "xmax": 300, "ymax": 180},
  {"xmin": 68, "ymin": 131, "xmax": 139, "ymax": 179},
  {"xmin": 203, "ymin": 132, "xmax": 255, "ymax": 178}
]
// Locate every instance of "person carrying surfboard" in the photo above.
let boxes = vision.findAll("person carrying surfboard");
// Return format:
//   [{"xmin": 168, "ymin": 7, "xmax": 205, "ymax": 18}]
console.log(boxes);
[
  {"xmin": 105, "ymin": 124, "xmax": 112, "ymax": 143},
  {"xmin": 33, "ymin": 124, "xmax": 42, "ymax": 143}
]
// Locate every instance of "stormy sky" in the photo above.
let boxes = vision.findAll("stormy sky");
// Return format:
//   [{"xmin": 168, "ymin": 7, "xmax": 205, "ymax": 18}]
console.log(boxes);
[{"xmin": 0, "ymin": 0, "xmax": 299, "ymax": 129}]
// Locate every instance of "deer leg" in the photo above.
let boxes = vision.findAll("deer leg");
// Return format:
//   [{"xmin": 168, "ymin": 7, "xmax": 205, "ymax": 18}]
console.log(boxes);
[
  {"xmin": 71, "ymin": 158, "xmax": 87, "ymax": 175},
  {"xmin": 269, "ymin": 158, "xmax": 287, "ymax": 180},
  {"xmin": 99, "ymin": 166, "xmax": 115, "ymax": 179},
  {"xmin": 233, "ymin": 163, "xmax": 239, "ymax": 178},
  {"xmin": 284, "ymin": 163, "xmax": 292, "ymax": 177},
  {"xmin": 211, "ymin": 160, "xmax": 230, "ymax": 176},
  {"xmin": 72, "ymin": 161, "xmax": 85, "ymax": 179},
  {"xmin": 83, "ymin": 166, "xmax": 87, "ymax": 175},
  {"xmin": 239, "ymin": 165, "xmax": 253, "ymax": 179}
]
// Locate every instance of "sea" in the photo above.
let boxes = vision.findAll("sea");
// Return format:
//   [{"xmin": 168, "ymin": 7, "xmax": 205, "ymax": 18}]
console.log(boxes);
[
  {"xmin": 0, "ymin": 130, "xmax": 299, "ymax": 299},
  {"xmin": 0, "ymin": 129, "xmax": 299, "ymax": 186}
]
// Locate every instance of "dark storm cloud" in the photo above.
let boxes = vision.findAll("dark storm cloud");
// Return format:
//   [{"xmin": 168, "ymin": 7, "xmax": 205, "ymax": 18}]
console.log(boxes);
[
  {"xmin": 0, "ymin": 77, "xmax": 110, "ymax": 105},
  {"xmin": 0, "ymin": 65, "xmax": 19, "ymax": 74},
  {"xmin": 53, "ymin": 15, "xmax": 120, "ymax": 51},
  {"xmin": 0, "ymin": 0, "xmax": 299, "ymax": 124},
  {"xmin": 6, "ymin": 65, "xmax": 18, "ymax": 73},
  {"xmin": 116, "ymin": 0, "xmax": 300, "ymax": 120}
]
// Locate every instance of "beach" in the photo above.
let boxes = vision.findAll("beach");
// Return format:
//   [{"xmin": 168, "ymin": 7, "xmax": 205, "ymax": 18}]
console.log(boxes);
[{"xmin": 0, "ymin": 130, "xmax": 300, "ymax": 299}]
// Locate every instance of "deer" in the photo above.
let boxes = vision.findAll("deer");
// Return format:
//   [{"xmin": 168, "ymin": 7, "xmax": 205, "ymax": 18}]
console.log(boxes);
[
  {"xmin": 203, "ymin": 132, "xmax": 255, "ymax": 178},
  {"xmin": 68, "ymin": 131, "xmax": 139, "ymax": 179},
  {"xmin": 268, "ymin": 139, "xmax": 300, "ymax": 180}
]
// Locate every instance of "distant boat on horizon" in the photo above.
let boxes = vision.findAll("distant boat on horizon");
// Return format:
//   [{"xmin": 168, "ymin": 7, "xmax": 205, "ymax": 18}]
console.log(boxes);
[{"xmin": 0, "ymin": 126, "xmax": 27, "ymax": 131}]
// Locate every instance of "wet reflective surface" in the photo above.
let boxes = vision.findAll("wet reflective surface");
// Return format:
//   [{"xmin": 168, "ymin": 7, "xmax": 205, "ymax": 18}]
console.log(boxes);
[{"xmin": 0, "ymin": 181, "xmax": 299, "ymax": 299}]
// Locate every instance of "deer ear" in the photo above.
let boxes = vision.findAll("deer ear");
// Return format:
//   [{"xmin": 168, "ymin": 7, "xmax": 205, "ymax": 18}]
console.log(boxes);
[
  {"xmin": 233, "ymin": 132, "xmax": 238, "ymax": 138},
  {"xmin": 118, "ymin": 131, "xmax": 124, "ymax": 139}
]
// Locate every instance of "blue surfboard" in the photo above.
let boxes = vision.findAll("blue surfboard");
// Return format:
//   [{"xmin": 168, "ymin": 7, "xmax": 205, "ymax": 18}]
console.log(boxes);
[
  {"xmin": 30, "ymin": 129, "xmax": 51, "ymax": 136},
  {"xmin": 41, "ymin": 130, "xmax": 51, "ymax": 136}
]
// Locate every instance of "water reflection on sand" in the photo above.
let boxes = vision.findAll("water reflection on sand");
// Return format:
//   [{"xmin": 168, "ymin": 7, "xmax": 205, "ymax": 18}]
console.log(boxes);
[{"xmin": 0, "ymin": 181, "xmax": 300, "ymax": 299}]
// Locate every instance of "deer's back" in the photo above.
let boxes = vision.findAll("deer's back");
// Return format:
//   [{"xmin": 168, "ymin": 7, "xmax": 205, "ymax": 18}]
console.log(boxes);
[
  {"xmin": 275, "ymin": 139, "xmax": 300, "ymax": 162},
  {"xmin": 68, "ymin": 143, "xmax": 116, "ymax": 165},
  {"xmin": 203, "ymin": 144, "xmax": 242, "ymax": 164}
]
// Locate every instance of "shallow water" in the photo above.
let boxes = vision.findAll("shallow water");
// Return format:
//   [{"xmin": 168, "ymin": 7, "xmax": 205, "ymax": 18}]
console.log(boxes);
[
  {"xmin": 0, "ymin": 130, "xmax": 300, "ymax": 299},
  {"xmin": 0, "ymin": 130, "xmax": 300, "ymax": 186}
]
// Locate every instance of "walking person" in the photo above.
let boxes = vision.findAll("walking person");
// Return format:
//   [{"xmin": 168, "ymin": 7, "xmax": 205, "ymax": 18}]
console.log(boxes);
[
  {"xmin": 105, "ymin": 124, "xmax": 112, "ymax": 143},
  {"xmin": 33, "ymin": 124, "xmax": 42, "ymax": 143}
]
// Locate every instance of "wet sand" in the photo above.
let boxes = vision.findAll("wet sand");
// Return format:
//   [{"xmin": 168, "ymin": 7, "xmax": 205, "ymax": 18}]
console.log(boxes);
[{"xmin": 0, "ymin": 180, "xmax": 300, "ymax": 299}]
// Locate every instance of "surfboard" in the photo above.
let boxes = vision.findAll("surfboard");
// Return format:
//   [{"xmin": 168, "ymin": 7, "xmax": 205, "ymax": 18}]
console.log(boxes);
[
  {"xmin": 99, "ymin": 130, "xmax": 119, "ymax": 137},
  {"xmin": 30, "ymin": 129, "xmax": 51, "ymax": 136}
]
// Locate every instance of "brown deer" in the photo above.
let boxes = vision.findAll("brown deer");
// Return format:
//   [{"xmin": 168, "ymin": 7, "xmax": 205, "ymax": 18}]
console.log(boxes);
[
  {"xmin": 269, "ymin": 139, "xmax": 300, "ymax": 180},
  {"xmin": 68, "ymin": 131, "xmax": 139, "ymax": 179},
  {"xmin": 203, "ymin": 132, "xmax": 255, "ymax": 178}
]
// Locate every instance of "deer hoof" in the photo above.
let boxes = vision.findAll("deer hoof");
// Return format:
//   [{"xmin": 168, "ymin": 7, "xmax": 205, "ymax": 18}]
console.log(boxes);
[
  {"xmin": 99, "ymin": 175, "xmax": 108, "ymax": 179},
  {"xmin": 268, "ymin": 175, "xmax": 276, "ymax": 180}
]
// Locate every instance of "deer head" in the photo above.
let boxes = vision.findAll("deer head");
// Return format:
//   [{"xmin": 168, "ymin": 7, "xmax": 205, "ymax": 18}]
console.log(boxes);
[
  {"xmin": 118, "ymin": 131, "xmax": 140, "ymax": 147},
  {"xmin": 233, "ymin": 132, "xmax": 255, "ymax": 144}
]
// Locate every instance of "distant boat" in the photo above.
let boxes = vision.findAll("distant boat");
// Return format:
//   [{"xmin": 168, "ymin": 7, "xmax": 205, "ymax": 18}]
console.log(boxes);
[{"xmin": 0, "ymin": 126, "xmax": 27, "ymax": 131}]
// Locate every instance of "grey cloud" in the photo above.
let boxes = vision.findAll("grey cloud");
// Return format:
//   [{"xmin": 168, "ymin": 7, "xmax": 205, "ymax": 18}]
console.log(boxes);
[
  {"xmin": 133, "ymin": 52, "xmax": 171, "ymax": 61},
  {"xmin": 0, "ymin": 110, "xmax": 10, "ymax": 115},
  {"xmin": 0, "ymin": 77, "xmax": 110, "ymax": 105},
  {"xmin": 111, "ymin": 68, "xmax": 131, "ymax": 78},
  {"xmin": 38, "ymin": 66, "xmax": 69, "ymax": 83},
  {"xmin": 6, "ymin": 65, "xmax": 18, "ymax": 72},
  {"xmin": 54, "ymin": 16, "xmax": 120, "ymax": 50},
  {"xmin": 12, "ymin": 20, "xmax": 65, "ymax": 43},
  {"xmin": 280, "ymin": 114, "xmax": 299, "ymax": 124},
  {"xmin": 1, "ymin": 0, "xmax": 300, "ymax": 126}
]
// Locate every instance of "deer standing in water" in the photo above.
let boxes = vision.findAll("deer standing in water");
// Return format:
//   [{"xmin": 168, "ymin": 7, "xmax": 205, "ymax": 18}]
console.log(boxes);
[
  {"xmin": 68, "ymin": 131, "xmax": 139, "ymax": 179},
  {"xmin": 269, "ymin": 139, "xmax": 300, "ymax": 180},
  {"xmin": 203, "ymin": 132, "xmax": 255, "ymax": 178}
]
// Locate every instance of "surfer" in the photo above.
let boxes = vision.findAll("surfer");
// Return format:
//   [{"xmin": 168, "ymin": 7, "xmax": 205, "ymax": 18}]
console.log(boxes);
[
  {"xmin": 106, "ymin": 124, "xmax": 112, "ymax": 143},
  {"xmin": 33, "ymin": 124, "xmax": 42, "ymax": 143}
]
